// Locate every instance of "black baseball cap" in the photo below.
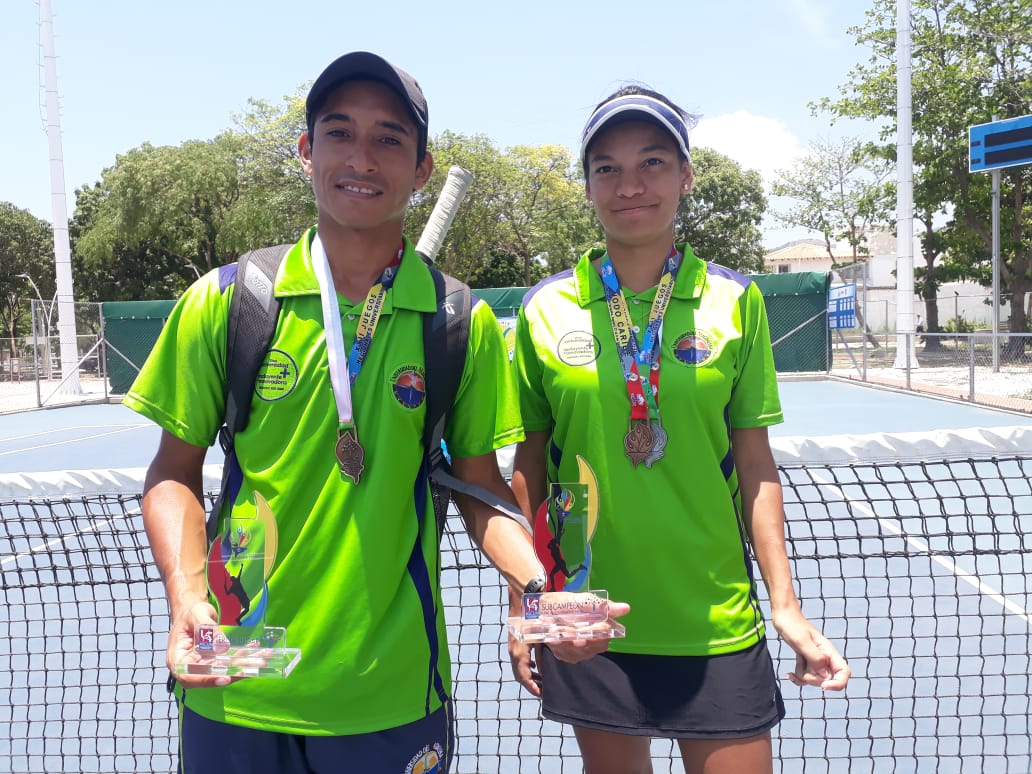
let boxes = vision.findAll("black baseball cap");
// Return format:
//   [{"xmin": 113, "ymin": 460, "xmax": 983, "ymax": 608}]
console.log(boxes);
[{"xmin": 305, "ymin": 51, "xmax": 429, "ymax": 160}]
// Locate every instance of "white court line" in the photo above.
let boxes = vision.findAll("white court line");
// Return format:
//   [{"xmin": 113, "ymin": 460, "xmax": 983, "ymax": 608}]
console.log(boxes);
[
  {"xmin": 0, "ymin": 425, "xmax": 150, "ymax": 457},
  {"xmin": 0, "ymin": 506, "xmax": 142, "ymax": 567},
  {"xmin": 1, "ymin": 424, "xmax": 149, "ymax": 444},
  {"xmin": 810, "ymin": 469, "xmax": 1032, "ymax": 627}
]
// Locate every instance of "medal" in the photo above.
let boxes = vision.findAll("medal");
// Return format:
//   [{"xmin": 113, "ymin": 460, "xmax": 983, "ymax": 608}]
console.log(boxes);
[
  {"xmin": 335, "ymin": 427, "xmax": 365, "ymax": 484},
  {"xmin": 644, "ymin": 419, "xmax": 667, "ymax": 468},
  {"xmin": 312, "ymin": 234, "xmax": 403, "ymax": 485},
  {"xmin": 624, "ymin": 419, "xmax": 656, "ymax": 467},
  {"xmin": 600, "ymin": 247, "xmax": 681, "ymax": 469}
]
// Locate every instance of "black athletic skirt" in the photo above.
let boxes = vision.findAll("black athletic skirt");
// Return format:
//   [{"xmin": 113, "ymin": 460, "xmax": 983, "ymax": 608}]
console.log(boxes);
[{"xmin": 539, "ymin": 639, "xmax": 785, "ymax": 739}]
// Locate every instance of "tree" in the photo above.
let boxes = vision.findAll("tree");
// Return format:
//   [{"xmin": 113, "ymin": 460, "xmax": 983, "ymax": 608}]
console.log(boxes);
[
  {"xmin": 407, "ymin": 133, "xmax": 598, "ymax": 287},
  {"xmin": 816, "ymin": 0, "xmax": 1032, "ymax": 350},
  {"xmin": 0, "ymin": 202, "xmax": 54, "ymax": 356},
  {"xmin": 232, "ymin": 89, "xmax": 316, "ymax": 243},
  {"xmin": 772, "ymin": 138, "xmax": 895, "ymax": 262},
  {"xmin": 75, "ymin": 132, "xmax": 308, "ymax": 296},
  {"xmin": 69, "ymin": 182, "xmax": 189, "ymax": 302},
  {"xmin": 676, "ymin": 147, "xmax": 768, "ymax": 273}
]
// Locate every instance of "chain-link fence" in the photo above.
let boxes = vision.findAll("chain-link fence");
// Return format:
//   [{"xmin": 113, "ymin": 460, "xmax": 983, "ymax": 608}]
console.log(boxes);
[
  {"xmin": 830, "ymin": 330, "xmax": 1032, "ymax": 413},
  {"xmin": 3, "ymin": 284, "xmax": 1028, "ymax": 416},
  {"xmin": 0, "ymin": 301, "xmax": 109, "ymax": 414},
  {"xmin": 822, "ymin": 264, "xmax": 1031, "ymax": 413}
]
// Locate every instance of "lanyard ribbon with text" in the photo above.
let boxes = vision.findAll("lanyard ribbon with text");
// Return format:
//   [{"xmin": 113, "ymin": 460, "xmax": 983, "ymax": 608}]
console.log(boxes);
[
  {"xmin": 312, "ymin": 234, "xmax": 404, "ymax": 484},
  {"xmin": 599, "ymin": 245, "xmax": 681, "ymax": 468}
]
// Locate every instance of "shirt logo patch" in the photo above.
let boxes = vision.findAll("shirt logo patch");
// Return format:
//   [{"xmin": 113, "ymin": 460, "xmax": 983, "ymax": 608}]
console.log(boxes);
[
  {"xmin": 404, "ymin": 743, "xmax": 444, "ymax": 774},
  {"xmin": 673, "ymin": 331, "xmax": 715, "ymax": 366},
  {"xmin": 557, "ymin": 331, "xmax": 601, "ymax": 366},
  {"xmin": 391, "ymin": 365, "xmax": 426, "ymax": 409},
  {"xmin": 255, "ymin": 349, "xmax": 299, "ymax": 400}
]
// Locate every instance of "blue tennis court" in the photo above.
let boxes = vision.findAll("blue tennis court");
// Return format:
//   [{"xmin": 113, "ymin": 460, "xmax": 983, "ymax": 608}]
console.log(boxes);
[
  {"xmin": 2, "ymin": 377, "xmax": 1031, "ymax": 773},
  {"xmin": 1, "ymin": 378, "xmax": 1026, "ymax": 474}
]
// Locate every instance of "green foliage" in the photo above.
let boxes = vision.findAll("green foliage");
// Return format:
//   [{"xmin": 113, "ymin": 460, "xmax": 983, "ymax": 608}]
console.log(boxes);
[
  {"xmin": 59, "ymin": 82, "xmax": 787, "ymax": 301},
  {"xmin": 69, "ymin": 183, "xmax": 189, "ymax": 301},
  {"xmin": 771, "ymin": 138, "xmax": 895, "ymax": 261},
  {"xmin": 232, "ymin": 88, "xmax": 316, "ymax": 243},
  {"xmin": 815, "ymin": 0, "xmax": 1032, "ymax": 339},
  {"xmin": 677, "ymin": 147, "xmax": 768, "ymax": 273},
  {"xmin": 942, "ymin": 315, "xmax": 975, "ymax": 333},
  {"xmin": 409, "ymin": 132, "xmax": 597, "ymax": 286},
  {"xmin": 0, "ymin": 202, "xmax": 54, "ymax": 352},
  {"xmin": 468, "ymin": 251, "xmax": 543, "ymax": 289}
]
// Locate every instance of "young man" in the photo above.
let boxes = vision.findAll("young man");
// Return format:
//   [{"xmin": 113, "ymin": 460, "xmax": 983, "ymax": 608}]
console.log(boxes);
[{"xmin": 126, "ymin": 51, "xmax": 560, "ymax": 773}]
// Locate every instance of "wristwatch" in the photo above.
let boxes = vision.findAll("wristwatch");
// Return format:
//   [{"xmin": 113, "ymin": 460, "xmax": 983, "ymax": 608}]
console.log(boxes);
[{"xmin": 523, "ymin": 573, "xmax": 546, "ymax": 595}]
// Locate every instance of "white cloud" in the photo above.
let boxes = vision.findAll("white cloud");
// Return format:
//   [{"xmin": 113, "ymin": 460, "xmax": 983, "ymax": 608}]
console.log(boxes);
[{"xmin": 691, "ymin": 111, "xmax": 805, "ymax": 184}]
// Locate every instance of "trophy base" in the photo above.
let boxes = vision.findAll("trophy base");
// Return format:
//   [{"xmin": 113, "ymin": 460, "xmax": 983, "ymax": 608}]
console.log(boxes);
[
  {"xmin": 508, "ymin": 617, "xmax": 626, "ymax": 644},
  {"xmin": 174, "ymin": 624, "xmax": 302, "ymax": 679},
  {"xmin": 174, "ymin": 646, "xmax": 302, "ymax": 678},
  {"xmin": 508, "ymin": 590, "xmax": 626, "ymax": 644}
]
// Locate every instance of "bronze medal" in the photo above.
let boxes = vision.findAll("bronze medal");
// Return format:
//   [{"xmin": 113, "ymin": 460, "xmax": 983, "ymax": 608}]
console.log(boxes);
[
  {"xmin": 644, "ymin": 420, "xmax": 667, "ymax": 468},
  {"xmin": 623, "ymin": 419, "xmax": 655, "ymax": 468},
  {"xmin": 335, "ymin": 427, "xmax": 366, "ymax": 484}
]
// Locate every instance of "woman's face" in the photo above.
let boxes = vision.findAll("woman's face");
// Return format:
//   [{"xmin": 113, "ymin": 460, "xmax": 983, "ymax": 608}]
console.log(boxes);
[{"xmin": 584, "ymin": 119, "xmax": 693, "ymax": 250}]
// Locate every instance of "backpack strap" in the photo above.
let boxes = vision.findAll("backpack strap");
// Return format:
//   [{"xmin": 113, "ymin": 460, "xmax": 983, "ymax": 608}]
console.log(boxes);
[
  {"xmin": 207, "ymin": 243, "xmax": 290, "ymax": 543},
  {"xmin": 421, "ymin": 262, "xmax": 533, "ymax": 536}
]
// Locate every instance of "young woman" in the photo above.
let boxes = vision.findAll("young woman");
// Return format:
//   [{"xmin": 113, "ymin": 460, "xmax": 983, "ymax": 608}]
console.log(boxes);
[{"xmin": 509, "ymin": 86, "xmax": 850, "ymax": 774}]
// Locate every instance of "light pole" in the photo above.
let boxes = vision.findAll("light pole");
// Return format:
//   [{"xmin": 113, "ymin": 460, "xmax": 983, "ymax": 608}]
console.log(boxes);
[{"xmin": 17, "ymin": 273, "xmax": 56, "ymax": 378}]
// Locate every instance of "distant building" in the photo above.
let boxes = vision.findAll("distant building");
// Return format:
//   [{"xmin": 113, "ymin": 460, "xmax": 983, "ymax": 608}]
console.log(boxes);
[{"xmin": 762, "ymin": 233, "xmax": 997, "ymax": 330}]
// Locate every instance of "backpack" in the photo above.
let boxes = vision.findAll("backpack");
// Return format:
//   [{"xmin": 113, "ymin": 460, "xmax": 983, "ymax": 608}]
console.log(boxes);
[{"xmin": 206, "ymin": 243, "xmax": 531, "ymax": 543}]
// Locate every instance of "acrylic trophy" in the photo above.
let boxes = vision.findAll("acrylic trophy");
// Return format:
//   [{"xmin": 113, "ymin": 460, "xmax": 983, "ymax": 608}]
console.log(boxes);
[
  {"xmin": 173, "ymin": 548, "xmax": 301, "ymax": 679},
  {"xmin": 508, "ymin": 589, "xmax": 626, "ymax": 643},
  {"xmin": 508, "ymin": 482, "xmax": 626, "ymax": 644}
]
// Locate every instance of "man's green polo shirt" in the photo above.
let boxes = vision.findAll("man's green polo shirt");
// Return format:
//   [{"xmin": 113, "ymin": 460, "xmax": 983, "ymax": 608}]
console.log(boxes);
[{"xmin": 125, "ymin": 228, "xmax": 522, "ymax": 734}]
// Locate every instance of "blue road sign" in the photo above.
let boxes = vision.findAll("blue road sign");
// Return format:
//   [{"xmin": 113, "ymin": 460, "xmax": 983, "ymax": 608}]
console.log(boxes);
[
  {"xmin": 828, "ymin": 284, "xmax": 856, "ymax": 330},
  {"xmin": 969, "ymin": 115, "xmax": 1032, "ymax": 173}
]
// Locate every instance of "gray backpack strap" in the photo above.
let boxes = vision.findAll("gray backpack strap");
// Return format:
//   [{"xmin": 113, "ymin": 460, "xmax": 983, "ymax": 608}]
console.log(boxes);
[
  {"xmin": 207, "ymin": 244, "xmax": 290, "ymax": 543},
  {"xmin": 421, "ymin": 262, "xmax": 532, "ymax": 537}
]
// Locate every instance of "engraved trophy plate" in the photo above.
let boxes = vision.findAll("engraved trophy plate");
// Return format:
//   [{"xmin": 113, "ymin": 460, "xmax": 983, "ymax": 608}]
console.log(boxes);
[
  {"xmin": 175, "ymin": 624, "xmax": 302, "ymax": 678},
  {"xmin": 507, "ymin": 590, "xmax": 626, "ymax": 644}
]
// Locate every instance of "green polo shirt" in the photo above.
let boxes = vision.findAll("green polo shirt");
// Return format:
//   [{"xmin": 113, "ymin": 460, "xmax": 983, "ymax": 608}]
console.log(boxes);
[
  {"xmin": 125, "ymin": 228, "xmax": 522, "ymax": 734},
  {"xmin": 514, "ymin": 243, "xmax": 782, "ymax": 656}
]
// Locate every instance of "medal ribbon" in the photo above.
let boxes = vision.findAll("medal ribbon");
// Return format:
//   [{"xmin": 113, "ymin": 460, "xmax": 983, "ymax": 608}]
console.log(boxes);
[
  {"xmin": 311, "ymin": 234, "xmax": 403, "ymax": 431},
  {"xmin": 599, "ymin": 245, "xmax": 681, "ymax": 422}
]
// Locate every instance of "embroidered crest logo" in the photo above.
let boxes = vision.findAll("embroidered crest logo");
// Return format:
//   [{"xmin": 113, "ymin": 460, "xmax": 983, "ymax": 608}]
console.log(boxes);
[
  {"xmin": 673, "ymin": 331, "xmax": 715, "ymax": 366},
  {"xmin": 404, "ymin": 743, "xmax": 444, "ymax": 774},
  {"xmin": 391, "ymin": 365, "xmax": 426, "ymax": 409}
]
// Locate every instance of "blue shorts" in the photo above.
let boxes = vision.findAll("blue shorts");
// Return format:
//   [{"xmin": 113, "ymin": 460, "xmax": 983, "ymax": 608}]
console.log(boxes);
[
  {"xmin": 177, "ymin": 695, "xmax": 453, "ymax": 773},
  {"xmin": 540, "ymin": 639, "xmax": 785, "ymax": 739}
]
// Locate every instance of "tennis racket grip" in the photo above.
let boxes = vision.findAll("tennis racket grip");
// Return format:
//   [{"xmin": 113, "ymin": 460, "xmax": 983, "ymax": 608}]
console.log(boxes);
[{"xmin": 415, "ymin": 166, "xmax": 474, "ymax": 263}]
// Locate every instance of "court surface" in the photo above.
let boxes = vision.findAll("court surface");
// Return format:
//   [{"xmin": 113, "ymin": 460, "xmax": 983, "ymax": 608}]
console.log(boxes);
[
  {"xmin": 1, "ymin": 377, "xmax": 1028, "ymax": 475},
  {"xmin": 2, "ymin": 377, "xmax": 1031, "ymax": 773}
]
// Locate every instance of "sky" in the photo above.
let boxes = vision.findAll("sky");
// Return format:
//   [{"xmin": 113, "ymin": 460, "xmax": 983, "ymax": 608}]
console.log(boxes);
[{"xmin": 1, "ymin": 0, "xmax": 879, "ymax": 250}]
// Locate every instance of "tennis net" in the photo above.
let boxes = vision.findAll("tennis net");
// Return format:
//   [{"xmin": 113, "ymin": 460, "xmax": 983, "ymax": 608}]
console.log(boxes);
[{"xmin": 2, "ymin": 425, "xmax": 1031, "ymax": 773}]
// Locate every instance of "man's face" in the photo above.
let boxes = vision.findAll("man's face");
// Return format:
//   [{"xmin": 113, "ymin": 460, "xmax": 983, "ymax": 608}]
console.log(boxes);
[{"xmin": 299, "ymin": 79, "xmax": 433, "ymax": 233}]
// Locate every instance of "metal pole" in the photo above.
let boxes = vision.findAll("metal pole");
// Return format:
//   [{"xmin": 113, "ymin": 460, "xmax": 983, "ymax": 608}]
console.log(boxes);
[
  {"xmin": 40, "ymin": 0, "xmax": 82, "ymax": 394},
  {"xmin": 862, "ymin": 261, "xmax": 868, "ymax": 379},
  {"xmin": 991, "ymin": 167, "xmax": 1001, "ymax": 372},
  {"xmin": 968, "ymin": 334, "xmax": 975, "ymax": 401},
  {"xmin": 894, "ymin": 0, "xmax": 918, "ymax": 369},
  {"xmin": 30, "ymin": 300, "xmax": 42, "ymax": 407}
]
